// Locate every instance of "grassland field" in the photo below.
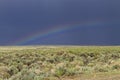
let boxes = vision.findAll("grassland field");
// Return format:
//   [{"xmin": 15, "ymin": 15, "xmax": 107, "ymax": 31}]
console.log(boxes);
[{"xmin": 0, "ymin": 46, "xmax": 120, "ymax": 80}]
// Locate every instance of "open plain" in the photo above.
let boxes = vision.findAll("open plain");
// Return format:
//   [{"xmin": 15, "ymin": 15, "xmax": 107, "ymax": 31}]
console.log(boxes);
[{"xmin": 0, "ymin": 46, "xmax": 120, "ymax": 80}]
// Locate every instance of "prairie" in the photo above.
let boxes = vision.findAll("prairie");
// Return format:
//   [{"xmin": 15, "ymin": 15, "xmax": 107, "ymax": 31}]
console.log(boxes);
[{"xmin": 0, "ymin": 46, "xmax": 120, "ymax": 80}]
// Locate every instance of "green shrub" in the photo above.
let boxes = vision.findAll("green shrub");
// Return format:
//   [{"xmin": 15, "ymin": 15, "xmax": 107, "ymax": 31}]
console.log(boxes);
[{"xmin": 55, "ymin": 67, "xmax": 66, "ymax": 77}]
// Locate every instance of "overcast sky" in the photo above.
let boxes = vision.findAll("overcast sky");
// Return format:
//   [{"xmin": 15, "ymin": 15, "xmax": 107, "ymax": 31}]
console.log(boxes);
[{"xmin": 0, "ymin": 0, "xmax": 120, "ymax": 45}]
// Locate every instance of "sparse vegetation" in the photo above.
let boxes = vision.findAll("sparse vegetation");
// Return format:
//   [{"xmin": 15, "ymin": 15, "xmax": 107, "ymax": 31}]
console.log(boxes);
[{"xmin": 0, "ymin": 46, "xmax": 120, "ymax": 80}]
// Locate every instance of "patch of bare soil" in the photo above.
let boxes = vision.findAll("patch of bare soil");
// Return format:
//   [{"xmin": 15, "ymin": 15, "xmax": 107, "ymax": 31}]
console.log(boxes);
[{"xmin": 62, "ymin": 74, "xmax": 120, "ymax": 80}]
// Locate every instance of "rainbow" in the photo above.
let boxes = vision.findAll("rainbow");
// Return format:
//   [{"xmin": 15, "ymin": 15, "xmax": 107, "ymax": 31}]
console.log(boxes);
[{"xmin": 13, "ymin": 20, "xmax": 112, "ymax": 45}]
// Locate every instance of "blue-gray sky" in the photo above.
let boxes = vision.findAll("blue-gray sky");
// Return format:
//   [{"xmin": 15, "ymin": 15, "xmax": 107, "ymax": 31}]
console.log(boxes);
[{"xmin": 0, "ymin": 0, "xmax": 120, "ymax": 45}]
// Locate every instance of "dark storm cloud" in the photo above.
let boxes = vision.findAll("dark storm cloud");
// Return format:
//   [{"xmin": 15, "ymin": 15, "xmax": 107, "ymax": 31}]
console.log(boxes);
[
  {"xmin": 0, "ymin": 0, "xmax": 120, "ymax": 45},
  {"xmin": 0, "ymin": 0, "xmax": 120, "ymax": 25}
]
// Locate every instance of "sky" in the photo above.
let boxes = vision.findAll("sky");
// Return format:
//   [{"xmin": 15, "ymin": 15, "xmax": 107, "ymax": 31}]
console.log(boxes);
[{"xmin": 0, "ymin": 0, "xmax": 120, "ymax": 45}]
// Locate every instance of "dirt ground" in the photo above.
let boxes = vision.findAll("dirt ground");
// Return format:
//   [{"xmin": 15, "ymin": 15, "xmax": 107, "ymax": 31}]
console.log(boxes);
[{"xmin": 61, "ymin": 73, "xmax": 120, "ymax": 80}]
